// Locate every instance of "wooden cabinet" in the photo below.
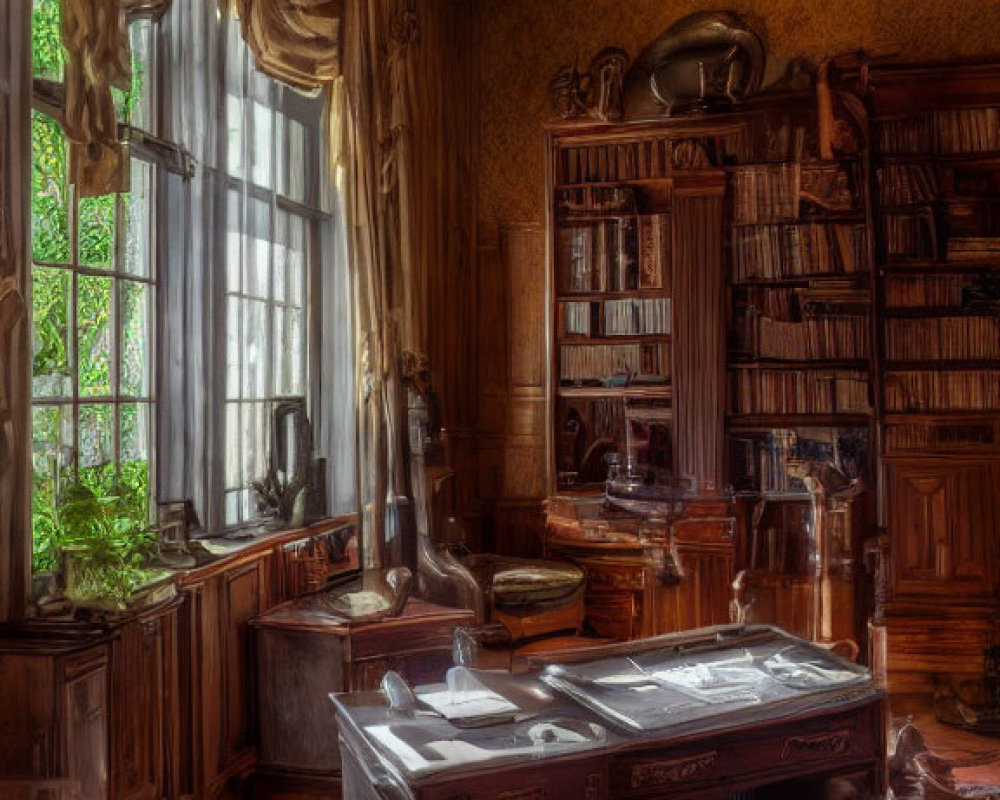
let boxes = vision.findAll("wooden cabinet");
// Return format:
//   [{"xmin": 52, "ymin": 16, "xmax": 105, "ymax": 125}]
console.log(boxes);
[
  {"xmin": 253, "ymin": 595, "xmax": 474, "ymax": 786},
  {"xmin": 111, "ymin": 602, "xmax": 181, "ymax": 800},
  {"xmin": 178, "ymin": 551, "xmax": 274, "ymax": 799},
  {"xmin": 0, "ymin": 597, "xmax": 179, "ymax": 800},
  {"xmin": 173, "ymin": 518, "xmax": 357, "ymax": 799},
  {"xmin": 544, "ymin": 496, "xmax": 734, "ymax": 638},
  {"xmin": 886, "ymin": 460, "xmax": 998, "ymax": 600}
]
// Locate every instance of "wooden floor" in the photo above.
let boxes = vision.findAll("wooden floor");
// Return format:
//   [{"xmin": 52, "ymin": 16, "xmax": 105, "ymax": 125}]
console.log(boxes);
[{"xmin": 892, "ymin": 695, "xmax": 1000, "ymax": 789}]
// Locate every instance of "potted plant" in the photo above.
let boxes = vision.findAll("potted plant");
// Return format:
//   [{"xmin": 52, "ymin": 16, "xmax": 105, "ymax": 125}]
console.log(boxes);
[{"xmin": 56, "ymin": 479, "xmax": 162, "ymax": 612}]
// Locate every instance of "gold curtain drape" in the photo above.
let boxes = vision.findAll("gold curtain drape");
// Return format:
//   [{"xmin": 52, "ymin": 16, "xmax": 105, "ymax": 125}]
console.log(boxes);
[
  {"xmin": 61, "ymin": 0, "xmax": 131, "ymax": 196},
  {"xmin": 234, "ymin": 0, "xmax": 342, "ymax": 91},
  {"xmin": 60, "ymin": 0, "xmax": 170, "ymax": 197}
]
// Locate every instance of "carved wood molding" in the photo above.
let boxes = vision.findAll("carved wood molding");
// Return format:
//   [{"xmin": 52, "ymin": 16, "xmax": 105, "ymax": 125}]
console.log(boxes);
[
  {"xmin": 498, "ymin": 789, "xmax": 545, "ymax": 800},
  {"xmin": 781, "ymin": 729, "xmax": 851, "ymax": 760},
  {"xmin": 629, "ymin": 751, "xmax": 718, "ymax": 788}
]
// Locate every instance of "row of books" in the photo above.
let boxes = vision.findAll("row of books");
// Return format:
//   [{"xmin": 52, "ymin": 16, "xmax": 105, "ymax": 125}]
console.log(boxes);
[
  {"xmin": 731, "ymin": 223, "xmax": 868, "ymax": 281},
  {"xmin": 875, "ymin": 109, "xmax": 1000, "ymax": 156},
  {"xmin": 938, "ymin": 108, "xmax": 1000, "ymax": 154},
  {"xmin": 637, "ymin": 213, "xmax": 670, "ymax": 290},
  {"xmin": 558, "ymin": 221, "xmax": 639, "ymax": 293},
  {"xmin": 884, "ymin": 274, "xmax": 971, "ymax": 308},
  {"xmin": 885, "ymin": 370, "xmax": 1000, "ymax": 412},
  {"xmin": 559, "ymin": 342, "xmax": 670, "ymax": 384},
  {"xmin": 886, "ymin": 317, "xmax": 1000, "ymax": 360},
  {"xmin": 604, "ymin": 298, "xmax": 672, "ymax": 335},
  {"xmin": 730, "ymin": 368, "xmax": 871, "ymax": 415},
  {"xmin": 555, "ymin": 185, "xmax": 637, "ymax": 216},
  {"xmin": 884, "ymin": 210, "xmax": 937, "ymax": 260},
  {"xmin": 731, "ymin": 164, "xmax": 801, "ymax": 225},
  {"xmin": 947, "ymin": 236, "xmax": 1000, "ymax": 262},
  {"xmin": 878, "ymin": 163, "xmax": 938, "ymax": 206},
  {"xmin": 562, "ymin": 301, "xmax": 593, "ymax": 336},
  {"xmin": 876, "ymin": 116, "xmax": 934, "ymax": 156},
  {"xmin": 558, "ymin": 135, "xmax": 740, "ymax": 184},
  {"xmin": 740, "ymin": 312, "xmax": 871, "ymax": 361},
  {"xmin": 885, "ymin": 422, "xmax": 995, "ymax": 452}
]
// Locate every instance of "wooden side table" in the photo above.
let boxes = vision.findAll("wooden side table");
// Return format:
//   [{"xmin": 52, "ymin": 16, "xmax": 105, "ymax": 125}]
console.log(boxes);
[{"xmin": 252, "ymin": 591, "xmax": 475, "ymax": 789}]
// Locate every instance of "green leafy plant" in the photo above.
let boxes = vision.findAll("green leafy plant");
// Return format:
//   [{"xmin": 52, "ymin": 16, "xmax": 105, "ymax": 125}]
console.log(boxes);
[{"xmin": 57, "ymin": 478, "xmax": 158, "ymax": 610}]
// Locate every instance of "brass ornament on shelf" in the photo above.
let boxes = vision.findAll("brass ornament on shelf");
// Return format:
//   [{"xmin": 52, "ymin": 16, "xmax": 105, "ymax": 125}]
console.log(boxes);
[
  {"xmin": 622, "ymin": 11, "xmax": 766, "ymax": 117},
  {"xmin": 549, "ymin": 47, "xmax": 630, "ymax": 122}
]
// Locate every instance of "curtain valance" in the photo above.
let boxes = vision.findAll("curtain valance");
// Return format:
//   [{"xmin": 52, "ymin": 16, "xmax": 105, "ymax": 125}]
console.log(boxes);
[{"xmin": 234, "ymin": 0, "xmax": 342, "ymax": 91}]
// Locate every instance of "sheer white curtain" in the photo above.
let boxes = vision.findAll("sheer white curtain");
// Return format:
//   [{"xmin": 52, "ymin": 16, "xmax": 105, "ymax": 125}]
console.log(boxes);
[{"xmin": 157, "ymin": 0, "xmax": 355, "ymax": 532}]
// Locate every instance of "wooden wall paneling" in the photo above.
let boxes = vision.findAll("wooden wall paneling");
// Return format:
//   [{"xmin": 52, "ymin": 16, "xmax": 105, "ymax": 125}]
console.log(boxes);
[
  {"xmin": 671, "ymin": 179, "xmax": 727, "ymax": 494},
  {"xmin": 222, "ymin": 557, "xmax": 268, "ymax": 773},
  {"xmin": 109, "ymin": 600, "xmax": 179, "ymax": 800},
  {"xmin": 0, "ymin": 654, "xmax": 57, "ymax": 776},
  {"xmin": 63, "ymin": 650, "xmax": 109, "ymax": 800}
]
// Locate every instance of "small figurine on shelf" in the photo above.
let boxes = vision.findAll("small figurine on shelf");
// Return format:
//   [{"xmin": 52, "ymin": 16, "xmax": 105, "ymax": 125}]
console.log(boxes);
[{"xmin": 156, "ymin": 500, "xmax": 199, "ymax": 568}]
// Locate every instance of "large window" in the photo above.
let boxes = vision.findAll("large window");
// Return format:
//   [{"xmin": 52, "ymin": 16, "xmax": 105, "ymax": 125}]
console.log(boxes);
[
  {"xmin": 28, "ymin": 0, "xmax": 355, "ymax": 574},
  {"xmin": 220, "ymin": 18, "xmax": 320, "ymax": 526},
  {"xmin": 30, "ymin": 2, "xmax": 155, "ymax": 572}
]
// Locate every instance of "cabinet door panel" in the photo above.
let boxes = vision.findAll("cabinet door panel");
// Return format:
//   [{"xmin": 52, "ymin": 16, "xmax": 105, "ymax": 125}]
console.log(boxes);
[
  {"xmin": 66, "ymin": 664, "xmax": 108, "ymax": 800},
  {"xmin": 888, "ymin": 462, "xmax": 997, "ymax": 598},
  {"xmin": 223, "ymin": 558, "xmax": 268, "ymax": 762}
]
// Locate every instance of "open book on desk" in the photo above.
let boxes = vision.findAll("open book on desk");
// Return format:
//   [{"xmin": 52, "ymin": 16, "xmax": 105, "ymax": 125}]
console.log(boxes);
[{"xmin": 416, "ymin": 666, "xmax": 522, "ymax": 727}]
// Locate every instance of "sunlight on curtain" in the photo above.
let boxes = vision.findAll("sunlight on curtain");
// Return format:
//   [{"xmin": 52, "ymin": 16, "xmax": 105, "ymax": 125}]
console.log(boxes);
[{"xmin": 158, "ymin": 0, "xmax": 355, "ymax": 532}]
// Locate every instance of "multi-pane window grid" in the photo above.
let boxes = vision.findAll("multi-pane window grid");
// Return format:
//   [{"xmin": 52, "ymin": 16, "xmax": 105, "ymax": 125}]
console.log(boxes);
[
  {"xmin": 221, "ymin": 15, "xmax": 315, "ymax": 527},
  {"xmin": 31, "ymin": 141, "xmax": 156, "ymax": 539},
  {"xmin": 223, "ymin": 201, "xmax": 309, "ymax": 526}
]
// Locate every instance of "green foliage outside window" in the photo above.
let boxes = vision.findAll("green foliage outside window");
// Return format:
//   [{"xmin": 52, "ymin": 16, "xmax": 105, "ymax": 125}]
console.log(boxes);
[{"xmin": 30, "ymin": 0, "xmax": 154, "ymax": 589}]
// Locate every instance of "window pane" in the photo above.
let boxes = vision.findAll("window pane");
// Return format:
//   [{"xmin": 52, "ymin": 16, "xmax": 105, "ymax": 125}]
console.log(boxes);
[
  {"xmin": 226, "ymin": 190, "xmax": 243, "ymax": 292},
  {"xmin": 119, "ymin": 402, "xmax": 150, "ymax": 463},
  {"xmin": 288, "ymin": 215, "xmax": 305, "ymax": 307},
  {"xmin": 78, "ymin": 194, "xmax": 116, "ymax": 267},
  {"xmin": 252, "ymin": 100, "xmax": 273, "ymax": 189},
  {"xmin": 79, "ymin": 403, "xmax": 113, "ymax": 472},
  {"xmin": 288, "ymin": 119, "xmax": 306, "ymax": 203},
  {"xmin": 32, "ymin": 0, "xmax": 64, "ymax": 81},
  {"xmin": 119, "ymin": 403, "xmax": 152, "ymax": 524},
  {"xmin": 31, "ymin": 111, "xmax": 70, "ymax": 263},
  {"xmin": 31, "ymin": 403, "xmax": 74, "ymax": 572},
  {"xmin": 225, "ymin": 490, "xmax": 241, "ymax": 526},
  {"xmin": 245, "ymin": 237, "xmax": 270, "ymax": 299},
  {"xmin": 123, "ymin": 160, "xmax": 152, "ymax": 277},
  {"xmin": 226, "ymin": 94, "xmax": 246, "ymax": 179},
  {"xmin": 32, "ymin": 266, "xmax": 73, "ymax": 398},
  {"xmin": 120, "ymin": 280, "xmax": 151, "ymax": 397},
  {"xmin": 242, "ymin": 299, "xmax": 268, "ymax": 397},
  {"xmin": 287, "ymin": 307, "xmax": 305, "ymax": 396},
  {"xmin": 226, "ymin": 295, "xmax": 241, "ymax": 400},
  {"xmin": 77, "ymin": 274, "xmax": 113, "ymax": 397},
  {"xmin": 225, "ymin": 402, "xmax": 241, "ymax": 489},
  {"xmin": 273, "ymin": 210, "xmax": 287, "ymax": 304},
  {"xmin": 241, "ymin": 400, "xmax": 267, "ymax": 497},
  {"xmin": 128, "ymin": 19, "xmax": 153, "ymax": 131}
]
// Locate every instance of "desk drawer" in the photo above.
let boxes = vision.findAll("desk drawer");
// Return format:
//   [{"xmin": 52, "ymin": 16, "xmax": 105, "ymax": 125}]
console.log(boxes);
[
  {"xmin": 609, "ymin": 706, "xmax": 878, "ymax": 797},
  {"xmin": 586, "ymin": 564, "xmax": 646, "ymax": 591},
  {"xmin": 423, "ymin": 762, "xmax": 605, "ymax": 800}
]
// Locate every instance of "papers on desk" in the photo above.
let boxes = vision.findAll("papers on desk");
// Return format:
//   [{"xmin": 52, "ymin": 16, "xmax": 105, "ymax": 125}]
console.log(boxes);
[
  {"xmin": 540, "ymin": 640, "xmax": 870, "ymax": 733},
  {"xmin": 417, "ymin": 667, "xmax": 520, "ymax": 727}
]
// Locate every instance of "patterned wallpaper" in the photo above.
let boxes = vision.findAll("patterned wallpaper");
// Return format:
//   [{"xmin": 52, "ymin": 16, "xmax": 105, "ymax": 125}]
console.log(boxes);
[{"xmin": 476, "ymin": 0, "xmax": 1000, "ymax": 229}]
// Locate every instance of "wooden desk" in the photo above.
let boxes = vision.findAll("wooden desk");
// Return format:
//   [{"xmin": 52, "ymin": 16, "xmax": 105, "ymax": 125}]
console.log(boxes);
[{"xmin": 332, "ymin": 625, "xmax": 885, "ymax": 800}]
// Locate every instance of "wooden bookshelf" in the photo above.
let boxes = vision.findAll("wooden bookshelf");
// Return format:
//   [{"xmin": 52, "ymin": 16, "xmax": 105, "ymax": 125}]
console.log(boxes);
[{"xmin": 868, "ymin": 63, "xmax": 1000, "ymax": 694}]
